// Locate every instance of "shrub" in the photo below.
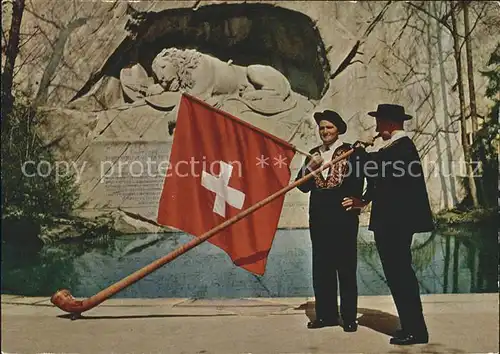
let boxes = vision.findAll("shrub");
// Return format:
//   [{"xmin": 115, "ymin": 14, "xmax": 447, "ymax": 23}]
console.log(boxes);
[{"xmin": 1, "ymin": 100, "xmax": 79, "ymax": 246}]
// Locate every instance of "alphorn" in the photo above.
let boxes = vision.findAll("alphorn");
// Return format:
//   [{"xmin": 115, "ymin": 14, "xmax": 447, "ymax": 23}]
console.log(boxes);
[{"xmin": 51, "ymin": 147, "xmax": 358, "ymax": 317}]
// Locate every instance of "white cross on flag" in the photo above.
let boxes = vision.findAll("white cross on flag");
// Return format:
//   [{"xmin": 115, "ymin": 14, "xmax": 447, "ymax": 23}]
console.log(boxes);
[
  {"xmin": 157, "ymin": 93, "xmax": 295, "ymax": 275},
  {"xmin": 200, "ymin": 162, "xmax": 245, "ymax": 217}
]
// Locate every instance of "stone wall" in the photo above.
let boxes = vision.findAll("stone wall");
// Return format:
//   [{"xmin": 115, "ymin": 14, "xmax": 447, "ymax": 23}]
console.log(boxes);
[{"xmin": 6, "ymin": 0, "xmax": 499, "ymax": 230}]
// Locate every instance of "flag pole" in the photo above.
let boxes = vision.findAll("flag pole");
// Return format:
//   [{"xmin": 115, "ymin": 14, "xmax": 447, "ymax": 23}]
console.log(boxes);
[
  {"xmin": 50, "ymin": 148, "xmax": 356, "ymax": 318},
  {"xmin": 285, "ymin": 119, "xmax": 314, "ymax": 159},
  {"xmin": 292, "ymin": 145, "xmax": 314, "ymax": 159}
]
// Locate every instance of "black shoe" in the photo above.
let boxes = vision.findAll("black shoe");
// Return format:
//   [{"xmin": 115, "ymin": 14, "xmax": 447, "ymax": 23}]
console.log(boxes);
[
  {"xmin": 390, "ymin": 334, "xmax": 429, "ymax": 345},
  {"xmin": 393, "ymin": 329, "xmax": 406, "ymax": 338},
  {"xmin": 307, "ymin": 318, "xmax": 339, "ymax": 329},
  {"xmin": 343, "ymin": 321, "xmax": 358, "ymax": 332}
]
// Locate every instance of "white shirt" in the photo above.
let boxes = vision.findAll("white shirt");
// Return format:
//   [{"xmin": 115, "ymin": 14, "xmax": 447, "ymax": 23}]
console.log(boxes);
[{"xmin": 318, "ymin": 138, "xmax": 344, "ymax": 178}]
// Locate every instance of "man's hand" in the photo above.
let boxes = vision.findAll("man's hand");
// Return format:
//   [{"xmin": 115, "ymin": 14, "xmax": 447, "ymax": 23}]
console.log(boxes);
[
  {"xmin": 353, "ymin": 137, "xmax": 375, "ymax": 149},
  {"xmin": 307, "ymin": 152, "xmax": 324, "ymax": 171},
  {"xmin": 342, "ymin": 197, "xmax": 368, "ymax": 211}
]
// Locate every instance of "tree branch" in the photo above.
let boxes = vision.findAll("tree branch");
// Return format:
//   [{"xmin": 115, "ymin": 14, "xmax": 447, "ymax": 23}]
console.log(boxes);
[
  {"xmin": 362, "ymin": 1, "xmax": 393, "ymax": 39},
  {"xmin": 406, "ymin": 1, "xmax": 454, "ymax": 32},
  {"xmin": 25, "ymin": 0, "xmax": 61, "ymax": 29},
  {"xmin": 13, "ymin": 47, "xmax": 41, "ymax": 77},
  {"xmin": 458, "ymin": 2, "xmax": 488, "ymax": 53},
  {"xmin": 1, "ymin": 26, "xmax": 8, "ymax": 49},
  {"xmin": 18, "ymin": 26, "xmax": 41, "ymax": 49},
  {"xmin": 330, "ymin": 40, "xmax": 362, "ymax": 80},
  {"xmin": 390, "ymin": 11, "xmax": 413, "ymax": 47},
  {"xmin": 37, "ymin": 26, "xmax": 55, "ymax": 50}
]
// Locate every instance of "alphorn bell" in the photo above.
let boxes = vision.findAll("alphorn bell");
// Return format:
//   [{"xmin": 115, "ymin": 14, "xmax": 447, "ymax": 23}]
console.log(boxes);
[{"xmin": 51, "ymin": 148, "xmax": 360, "ymax": 318}]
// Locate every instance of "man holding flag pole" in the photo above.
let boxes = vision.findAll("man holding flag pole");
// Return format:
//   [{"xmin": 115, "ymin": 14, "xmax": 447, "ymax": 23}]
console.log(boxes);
[{"xmin": 295, "ymin": 109, "xmax": 367, "ymax": 333}]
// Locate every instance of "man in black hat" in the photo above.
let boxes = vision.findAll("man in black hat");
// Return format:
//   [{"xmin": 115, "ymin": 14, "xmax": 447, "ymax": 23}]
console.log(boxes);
[
  {"xmin": 295, "ymin": 109, "xmax": 366, "ymax": 333},
  {"xmin": 342, "ymin": 104, "xmax": 434, "ymax": 345}
]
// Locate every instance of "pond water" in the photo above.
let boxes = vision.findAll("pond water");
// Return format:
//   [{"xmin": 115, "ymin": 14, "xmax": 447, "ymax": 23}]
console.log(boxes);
[{"xmin": 1, "ymin": 224, "xmax": 498, "ymax": 298}]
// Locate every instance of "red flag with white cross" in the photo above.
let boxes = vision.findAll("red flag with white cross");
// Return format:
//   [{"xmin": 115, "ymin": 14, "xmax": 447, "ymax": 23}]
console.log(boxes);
[{"xmin": 157, "ymin": 93, "xmax": 295, "ymax": 275}]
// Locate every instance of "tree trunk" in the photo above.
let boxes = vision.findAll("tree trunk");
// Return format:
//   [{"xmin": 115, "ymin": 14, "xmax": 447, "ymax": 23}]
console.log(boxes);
[
  {"xmin": 463, "ymin": 0, "xmax": 485, "ymax": 205},
  {"xmin": 450, "ymin": 2, "xmax": 480, "ymax": 207},
  {"xmin": 1, "ymin": 0, "xmax": 26, "ymax": 120},
  {"xmin": 425, "ymin": 1, "xmax": 450, "ymax": 209},
  {"xmin": 434, "ymin": 1, "xmax": 459, "ymax": 207},
  {"xmin": 463, "ymin": 1, "xmax": 479, "ymax": 134}
]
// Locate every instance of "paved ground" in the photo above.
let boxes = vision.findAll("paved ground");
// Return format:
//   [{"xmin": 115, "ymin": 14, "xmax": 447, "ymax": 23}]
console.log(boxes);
[{"xmin": 1, "ymin": 293, "xmax": 498, "ymax": 354}]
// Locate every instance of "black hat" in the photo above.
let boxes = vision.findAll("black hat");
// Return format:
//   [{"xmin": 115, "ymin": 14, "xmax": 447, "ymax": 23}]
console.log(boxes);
[
  {"xmin": 313, "ymin": 110, "xmax": 347, "ymax": 134},
  {"xmin": 367, "ymin": 104, "xmax": 412, "ymax": 121}
]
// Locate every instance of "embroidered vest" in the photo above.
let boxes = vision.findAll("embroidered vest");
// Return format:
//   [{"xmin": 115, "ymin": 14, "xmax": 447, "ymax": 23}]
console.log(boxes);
[{"xmin": 314, "ymin": 144, "xmax": 350, "ymax": 189}]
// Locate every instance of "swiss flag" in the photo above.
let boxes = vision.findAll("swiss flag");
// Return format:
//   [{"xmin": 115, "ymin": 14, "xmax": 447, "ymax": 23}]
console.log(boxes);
[{"xmin": 157, "ymin": 93, "xmax": 296, "ymax": 275}]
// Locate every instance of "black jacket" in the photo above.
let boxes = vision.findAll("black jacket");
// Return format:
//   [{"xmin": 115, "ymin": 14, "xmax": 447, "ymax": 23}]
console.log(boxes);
[
  {"xmin": 295, "ymin": 143, "xmax": 366, "ymax": 224},
  {"xmin": 362, "ymin": 136, "xmax": 434, "ymax": 233}
]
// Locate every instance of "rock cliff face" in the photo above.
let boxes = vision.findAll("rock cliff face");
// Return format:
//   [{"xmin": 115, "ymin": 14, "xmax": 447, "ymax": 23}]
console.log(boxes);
[{"xmin": 7, "ymin": 1, "xmax": 499, "ymax": 231}]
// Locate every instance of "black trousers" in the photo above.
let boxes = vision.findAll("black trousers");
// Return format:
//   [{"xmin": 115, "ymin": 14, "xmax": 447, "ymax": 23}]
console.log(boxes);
[
  {"xmin": 310, "ymin": 214, "xmax": 358, "ymax": 323},
  {"xmin": 374, "ymin": 230, "xmax": 428, "ymax": 336}
]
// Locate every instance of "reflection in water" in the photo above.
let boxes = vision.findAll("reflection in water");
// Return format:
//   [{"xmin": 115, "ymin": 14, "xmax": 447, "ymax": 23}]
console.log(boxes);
[
  {"xmin": 1, "ymin": 224, "xmax": 498, "ymax": 298},
  {"xmin": 1, "ymin": 242, "xmax": 80, "ymax": 296},
  {"xmin": 1, "ymin": 238, "xmax": 117, "ymax": 296},
  {"xmin": 358, "ymin": 224, "xmax": 498, "ymax": 296},
  {"xmin": 443, "ymin": 236, "xmax": 450, "ymax": 292}
]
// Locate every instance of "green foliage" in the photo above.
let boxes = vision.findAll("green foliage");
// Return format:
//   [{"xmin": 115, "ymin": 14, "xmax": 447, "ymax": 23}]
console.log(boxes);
[
  {"xmin": 434, "ymin": 207, "xmax": 498, "ymax": 226},
  {"xmin": 472, "ymin": 43, "xmax": 500, "ymax": 207},
  {"xmin": 481, "ymin": 42, "xmax": 500, "ymax": 100},
  {"xmin": 1, "ymin": 100, "xmax": 80, "ymax": 245}
]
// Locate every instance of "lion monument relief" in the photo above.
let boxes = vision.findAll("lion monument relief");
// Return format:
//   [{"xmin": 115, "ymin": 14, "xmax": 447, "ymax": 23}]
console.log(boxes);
[{"xmin": 118, "ymin": 47, "xmax": 300, "ymax": 117}]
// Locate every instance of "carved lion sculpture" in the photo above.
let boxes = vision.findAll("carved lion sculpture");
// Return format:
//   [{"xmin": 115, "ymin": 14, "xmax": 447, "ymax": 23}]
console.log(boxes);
[{"xmin": 120, "ymin": 48, "xmax": 297, "ymax": 116}]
